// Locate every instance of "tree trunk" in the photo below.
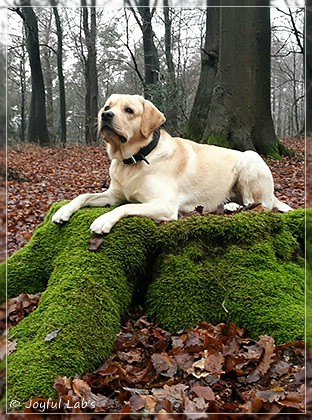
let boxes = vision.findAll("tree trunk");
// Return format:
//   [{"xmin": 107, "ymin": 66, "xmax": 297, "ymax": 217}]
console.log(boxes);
[
  {"xmin": 53, "ymin": 6, "xmax": 67, "ymax": 146},
  {"xmin": 163, "ymin": 1, "xmax": 179, "ymax": 133},
  {"xmin": 163, "ymin": 3, "xmax": 174, "ymax": 77},
  {"xmin": 89, "ymin": 8, "xmax": 98, "ymax": 142},
  {"xmin": 19, "ymin": 33, "xmax": 26, "ymax": 142},
  {"xmin": 42, "ymin": 14, "xmax": 54, "ymax": 137},
  {"xmin": 306, "ymin": 0, "xmax": 312, "ymax": 135},
  {"xmin": 203, "ymin": 7, "xmax": 281, "ymax": 157},
  {"xmin": 83, "ymin": 7, "xmax": 98, "ymax": 145},
  {"xmin": 21, "ymin": 7, "xmax": 50, "ymax": 146},
  {"xmin": 185, "ymin": 7, "xmax": 220, "ymax": 141},
  {"xmin": 137, "ymin": 2, "xmax": 161, "ymax": 106}
]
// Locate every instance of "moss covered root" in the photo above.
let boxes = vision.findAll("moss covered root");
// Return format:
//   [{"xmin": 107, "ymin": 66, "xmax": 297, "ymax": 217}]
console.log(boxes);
[
  {"xmin": 146, "ymin": 210, "xmax": 304, "ymax": 344},
  {"xmin": 5, "ymin": 204, "xmax": 305, "ymax": 405},
  {"xmin": 7, "ymin": 203, "xmax": 157, "ymax": 404}
]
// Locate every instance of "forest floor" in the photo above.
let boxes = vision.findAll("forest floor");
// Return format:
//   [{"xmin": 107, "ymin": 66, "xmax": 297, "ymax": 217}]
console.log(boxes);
[{"xmin": 2, "ymin": 137, "xmax": 311, "ymax": 416}]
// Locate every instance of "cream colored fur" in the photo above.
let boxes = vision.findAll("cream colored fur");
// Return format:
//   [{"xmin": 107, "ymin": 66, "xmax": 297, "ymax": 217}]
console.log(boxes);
[{"xmin": 52, "ymin": 94, "xmax": 292, "ymax": 233}]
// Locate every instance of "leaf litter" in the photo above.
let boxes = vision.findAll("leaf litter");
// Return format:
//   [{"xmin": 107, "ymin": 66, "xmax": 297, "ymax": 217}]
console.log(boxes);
[
  {"xmin": 3, "ymin": 138, "xmax": 310, "ymax": 415},
  {"xmin": 4, "ymin": 306, "xmax": 306, "ymax": 415}
]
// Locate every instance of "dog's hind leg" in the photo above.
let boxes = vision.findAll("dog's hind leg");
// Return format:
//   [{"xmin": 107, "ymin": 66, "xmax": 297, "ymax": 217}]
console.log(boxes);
[{"xmin": 236, "ymin": 150, "xmax": 292, "ymax": 212}]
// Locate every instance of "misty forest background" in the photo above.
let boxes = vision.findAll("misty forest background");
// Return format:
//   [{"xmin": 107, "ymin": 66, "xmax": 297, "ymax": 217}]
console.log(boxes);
[{"xmin": 3, "ymin": 2, "xmax": 307, "ymax": 158}]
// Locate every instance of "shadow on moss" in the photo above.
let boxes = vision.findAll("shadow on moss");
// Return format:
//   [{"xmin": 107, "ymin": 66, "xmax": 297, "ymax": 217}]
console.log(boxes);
[{"xmin": 2, "ymin": 203, "xmax": 305, "ymax": 405}]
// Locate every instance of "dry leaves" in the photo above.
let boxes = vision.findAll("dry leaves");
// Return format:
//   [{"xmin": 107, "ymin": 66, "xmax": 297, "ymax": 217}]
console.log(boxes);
[
  {"xmin": 267, "ymin": 138, "xmax": 305, "ymax": 209},
  {"xmin": 7, "ymin": 144, "xmax": 110, "ymax": 257},
  {"xmin": 307, "ymin": 137, "xmax": 312, "ymax": 207},
  {"xmin": 12, "ymin": 312, "xmax": 305, "ymax": 414}
]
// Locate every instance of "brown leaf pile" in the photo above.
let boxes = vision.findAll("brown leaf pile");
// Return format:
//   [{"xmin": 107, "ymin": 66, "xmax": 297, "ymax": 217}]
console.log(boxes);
[
  {"xmin": 11, "ymin": 311, "xmax": 304, "ymax": 414},
  {"xmin": 266, "ymin": 137, "xmax": 305, "ymax": 209},
  {"xmin": 7, "ymin": 292, "xmax": 41, "ymax": 327},
  {"xmin": 307, "ymin": 137, "xmax": 312, "ymax": 207},
  {"xmin": 0, "ymin": 147, "xmax": 5, "ymax": 262},
  {"xmin": 7, "ymin": 143, "xmax": 110, "ymax": 257}
]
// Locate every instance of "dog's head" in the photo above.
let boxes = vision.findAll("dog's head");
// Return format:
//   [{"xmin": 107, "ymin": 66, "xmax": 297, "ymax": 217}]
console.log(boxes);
[{"xmin": 98, "ymin": 94, "xmax": 166, "ymax": 145}]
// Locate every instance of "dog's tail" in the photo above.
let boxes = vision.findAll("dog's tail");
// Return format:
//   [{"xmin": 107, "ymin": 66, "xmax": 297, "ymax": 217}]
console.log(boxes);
[{"xmin": 273, "ymin": 196, "xmax": 293, "ymax": 213}]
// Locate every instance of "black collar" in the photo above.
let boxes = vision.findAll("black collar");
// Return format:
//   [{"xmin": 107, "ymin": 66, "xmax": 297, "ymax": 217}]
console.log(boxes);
[{"xmin": 122, "ymin": 128, "xmax": 160, "ymax": 165}]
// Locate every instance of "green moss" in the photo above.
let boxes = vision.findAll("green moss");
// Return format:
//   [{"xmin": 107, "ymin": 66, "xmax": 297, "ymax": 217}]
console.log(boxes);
[
  {"xmin": 7, "ymin": 202, "xmax": 158, "ymax": 405},
  {"xmin": 307, "ymin": 208, "xmax": 312, "ymax": 348},
  {"xmin": 146, "ymin": 210, "xmax": 304, "ymax": 344},
  {"xmin": 4, "ymin": 203, "xmax": 305, "ymax": 406},
  {"xmin": 6, "ymin": 201, "xmax": 71, "ymax": 300},
  {"xmin": 157, "ymin": 211, "xmax": 285, "ymax": 251},
  {"xmin": 265, "ymin": 143, "xmax": 282, "ymax": 160},
  {"xmin": 206, "ymin": 133, "xmax": 232, "ymax": 149},
  {"xmin": 0, "ymin": 263, "xmax": 5, "ymax": 303},
  {"xmin": 282, "ymin": 209, "xmax": 305, "ymax": 246},
  {"xmin": 277, "ymin": 141, "xmax": 295, "ymax": 158}
]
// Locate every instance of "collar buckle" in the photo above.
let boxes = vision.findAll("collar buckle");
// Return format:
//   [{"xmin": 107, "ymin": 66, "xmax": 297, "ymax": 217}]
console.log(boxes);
[
  {"xmin": 122, "ymin": 128, "xmax": 160, "ymax": 166},
  {"xmin": 129, "ymin": 155, "xmax": 137, "ymax": 165}
]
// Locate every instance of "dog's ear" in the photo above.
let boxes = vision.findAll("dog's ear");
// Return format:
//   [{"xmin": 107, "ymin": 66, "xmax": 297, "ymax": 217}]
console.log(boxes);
[{"xmin": 140, "ymin": 99, "xmax": 166, "ymax": 138}]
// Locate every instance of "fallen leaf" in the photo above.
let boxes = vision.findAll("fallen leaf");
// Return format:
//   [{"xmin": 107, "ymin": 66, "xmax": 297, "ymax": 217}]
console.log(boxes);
[
  {"xmin": 151, "ymin": 353, "xmax": 177, "ymax": 377},
  {"xmin": 7, "ymin": 339, "xmax": 17, "ymax": 357},
  {"xmin": 129, "ymin": 394, "xmax": 145, "ymax": 411},
  {"xmin": 192, "ymin": 384, "xmax": 215, "ymax": 401},
  {"xmin": 257, "ymin": 335, "xmax": 276, "ymax": 375},
  {"xmin": 45, "ymin": 329, "xmax": 60, "ymax": 342},
  {"xmin": 72, "ymin": 378, "xmax": 92, "ymax": 399},
  {"xmin": 257, "ymin": 389, "xmax": 285, "ymax": 403},
  {"xmin": 88, "ymin": 237, "xmax": 104, "ymax": 252}
]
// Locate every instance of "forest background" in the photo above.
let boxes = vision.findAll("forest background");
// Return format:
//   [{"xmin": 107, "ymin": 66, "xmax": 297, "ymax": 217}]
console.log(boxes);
[
  {"xmin": 0, "ymin": 0, "xmax": 311, "ymax": 415},
  {"xmin": 4, "ymin": 4, "xmax": 305, "ymax": 148}
]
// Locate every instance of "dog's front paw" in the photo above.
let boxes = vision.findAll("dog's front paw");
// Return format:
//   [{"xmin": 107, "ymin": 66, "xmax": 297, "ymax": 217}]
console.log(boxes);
[
  {"xmin": 52, "ymin": 205, "xmax": 73, "ymax": 224},
  {"xmin": 90, "ymin": 214, "xmax": 115, "ymax": 234}
]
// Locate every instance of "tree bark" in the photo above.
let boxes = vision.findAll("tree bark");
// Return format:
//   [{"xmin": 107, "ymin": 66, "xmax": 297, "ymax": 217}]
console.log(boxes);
[
  {"xmin": 20, "ymin": 32, "xmax": 26, "ymax": 142},
  {"xmin": 163, "ymin": 1, "xmax": 179, "ymax": 133},
  {"xmin": 186, "ymin": 7, "xmax": 220, "ymax": 141},
  {"xmin": 53, "ymin": 6, "xmax": 67, "ymax": 146},
  {"xmin": 21, "ymin": 7, "xmax": 50, "ymax": 145},
  {"xmin": 42, "ymin": 13, "xmax": 54, "ymax": 138},
  {"xmin": 136, "ymin": 2, "xmax": 161, "ymax": 106},
  {"xmin": 203, "ymin": 7, "xmax": 281, "ymax": 157},
  {"xmin": 83, "ymin": 7, "xmax": 99, "ymax": 145}
]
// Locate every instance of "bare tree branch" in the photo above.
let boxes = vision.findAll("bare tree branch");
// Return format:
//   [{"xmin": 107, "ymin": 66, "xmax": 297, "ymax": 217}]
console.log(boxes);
[{"xmin": 123, "ymin": 8, "xmax": 144, "ymax": 86}]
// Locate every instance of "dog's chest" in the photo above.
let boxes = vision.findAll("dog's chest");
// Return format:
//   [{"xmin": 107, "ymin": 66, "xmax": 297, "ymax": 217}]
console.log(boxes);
[{"xmin": 110, "ymin": 162, "xmax": 146, "ymax": 202}]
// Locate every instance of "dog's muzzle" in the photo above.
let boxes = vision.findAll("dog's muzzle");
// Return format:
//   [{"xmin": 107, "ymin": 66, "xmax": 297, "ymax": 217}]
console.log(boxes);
[{"xmin": 101, "ymin": 111, "xmax": 127, "ymax": 143}]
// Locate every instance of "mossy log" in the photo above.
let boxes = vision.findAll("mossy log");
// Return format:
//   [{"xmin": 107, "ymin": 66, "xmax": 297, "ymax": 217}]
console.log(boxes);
[{"xmin": 3, "ymin": 203, "xmax": 305, "ymax": 404}]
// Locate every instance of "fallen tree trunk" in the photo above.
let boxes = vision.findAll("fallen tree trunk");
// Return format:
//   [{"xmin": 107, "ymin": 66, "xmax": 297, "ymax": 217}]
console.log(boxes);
[{"xmin": 2, "ymin": 203, "xmax": 304, "ymax": 405}]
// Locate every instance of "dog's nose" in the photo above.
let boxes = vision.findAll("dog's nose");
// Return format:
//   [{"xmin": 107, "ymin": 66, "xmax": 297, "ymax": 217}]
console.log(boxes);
[{"xmin": 102, "ymin": 111, "xmax": 114, "ymax": 121}]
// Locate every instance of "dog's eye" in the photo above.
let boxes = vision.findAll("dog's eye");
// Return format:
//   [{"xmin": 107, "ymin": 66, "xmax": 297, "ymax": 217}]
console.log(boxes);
[
  {"xmin": 104, "ymin": 106, "xmax": 110, "ymax": 111},
  {"xmin": 125, "ymin": 107, "xmax": 134, "ymax": 114}
]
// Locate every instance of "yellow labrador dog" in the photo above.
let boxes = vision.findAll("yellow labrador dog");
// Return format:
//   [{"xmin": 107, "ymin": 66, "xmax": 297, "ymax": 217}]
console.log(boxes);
[{"xmin": 52, "ymin": 94, "xmax": 292, "ymax": 233}]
